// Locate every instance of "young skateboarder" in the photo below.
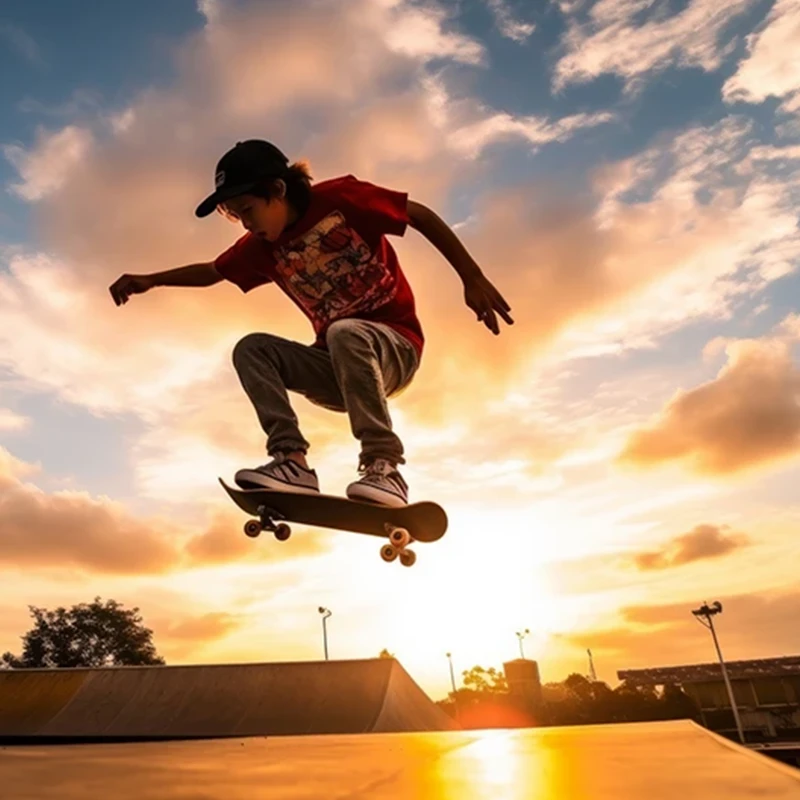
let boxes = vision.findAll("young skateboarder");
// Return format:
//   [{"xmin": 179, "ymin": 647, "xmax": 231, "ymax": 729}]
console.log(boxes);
[{"xmin": 109, "ymin": 140, "xmax": 512, "ymax": 507}]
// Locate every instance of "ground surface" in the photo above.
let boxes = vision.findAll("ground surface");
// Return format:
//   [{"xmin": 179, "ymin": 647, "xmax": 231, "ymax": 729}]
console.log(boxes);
[{"xmin": 2, "ymin": 721, "xmax": 798, "ymax": 799}]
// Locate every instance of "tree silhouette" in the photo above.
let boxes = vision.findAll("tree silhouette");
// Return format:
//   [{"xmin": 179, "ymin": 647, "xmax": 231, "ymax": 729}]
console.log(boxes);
[
  {"xmin": 437, "ymin": 663, "xmax": 700, "ymax": 729},
  {"xmin": 378, "ymin": 648, "xmax": 395, "ymax": 659},
  {"xmin": 1, "ymin": 597, "xmax": 164, "ymax": 669},
  {"xmin": 461, "ymin": 665, "xmax": 508, "ymax": 693}
]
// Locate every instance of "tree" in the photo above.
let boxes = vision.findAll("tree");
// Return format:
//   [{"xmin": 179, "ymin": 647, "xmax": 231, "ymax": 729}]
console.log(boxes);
[
  {"xmin": 378, "ymin": 648, "xmax": 395, "ymax": 659},
  {"xmin": 661, "ymin": 682, "xmax": 700, "ymax": 721},
  {"xmin": 563, "ymin": 673, "xmax": 595, "ymax": 703},
  {"xmin": 1, "ymin": 597, "xmax": 165, "ymax": 669},
  {"xmin": 461, "ymin": 665, "xmax": 508, "ymax": 694}
]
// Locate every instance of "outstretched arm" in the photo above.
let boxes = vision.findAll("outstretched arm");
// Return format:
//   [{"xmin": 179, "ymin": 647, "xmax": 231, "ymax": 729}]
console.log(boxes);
[
  {"xmin": 407, "ymin": 200, "xmax": 513, "ymax": 335},
  {"xmin": 109, "ymin": 262, "xmax": 223, "ymax": 306}
]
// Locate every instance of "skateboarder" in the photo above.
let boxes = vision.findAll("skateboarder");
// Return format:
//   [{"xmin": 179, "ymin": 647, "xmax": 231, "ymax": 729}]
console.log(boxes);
[{"xmin": 109, "ymin": 140, "xmax": 512, "ymax": 507}]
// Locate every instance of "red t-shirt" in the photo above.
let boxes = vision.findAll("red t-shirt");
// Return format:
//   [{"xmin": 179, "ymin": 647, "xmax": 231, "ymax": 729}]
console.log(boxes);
[{"xmin": 214, "ymin": 175, "xmax": 424, "ymax": 358}]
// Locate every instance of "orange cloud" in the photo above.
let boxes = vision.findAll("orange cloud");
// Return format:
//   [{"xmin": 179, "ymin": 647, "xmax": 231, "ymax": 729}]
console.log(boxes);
[
  {"xmin": 186, "ymin": 509, "xmax": 329, "ymax": 565},
  {"xmin": 0, "ymin": 462, "xmax": 177, "ymax": 575},
  {"xmin": 633, "ymin": 524, "xmax": 750, "ymax": 571},
  {"xmin": 156, "ymin": 611, "xmax": 243, "ymax": 643},
  {"xmin": 547, "ymin": 521, "xmax": 753, "ymax": 597},
  {"xmin": 561, "ymin": 584, "xmax": 800, "ymax": 667},
  {"xmin": 0, "ymin": 446, "xmax": 330, "ymax": 575},
  {"xmin": 619, "ymin": 325, "xmax": 800, "ymax": 475}
]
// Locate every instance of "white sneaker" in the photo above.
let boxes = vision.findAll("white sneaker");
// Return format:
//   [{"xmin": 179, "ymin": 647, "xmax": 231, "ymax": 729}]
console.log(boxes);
[
  {"xmin": 346, "ymin": 459, "xmax": 408, "ymax": 507},
  {"xmin": 234, "ymin": 452, "xmax": 320, "ymax": 494}
]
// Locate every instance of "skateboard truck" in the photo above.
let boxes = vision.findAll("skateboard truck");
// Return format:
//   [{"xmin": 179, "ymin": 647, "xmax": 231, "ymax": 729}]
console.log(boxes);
[
  {"xmin": 243, "ymin": 505, "xmax": 292, "ymax": 542},
  {"xmin": 379, "ymin": 523, "xmax": 417, "ymax": 567}
]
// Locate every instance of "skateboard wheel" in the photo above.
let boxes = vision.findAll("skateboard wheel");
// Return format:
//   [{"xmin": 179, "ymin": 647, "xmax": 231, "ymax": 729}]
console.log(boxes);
[
  {"xmin": 380, "ymin": 544, "xmax": 398, "ymax": 562},
  {"xmin": 389, "ymin": 527, "xmax": 411, "ymax": 549},
  {"xmin": 274, "ymin": 523, "xmax": 291, "ymax": 542},
  {"xmin": 244, "ymin": 520, "xmax": 262, "ymax": 538},
  {"xmin": 399, "ymin": 549, "xmax": 416, "ymax": 568}
]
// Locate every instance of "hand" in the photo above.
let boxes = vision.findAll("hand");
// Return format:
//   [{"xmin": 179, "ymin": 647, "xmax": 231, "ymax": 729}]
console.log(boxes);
[
  {"xmin": 109, "ymin": 273, "xmax": 155, "ymax": 306},
  {"xmin": 463, "ymin": 272, "xmax": 514, "ymax": 335}
]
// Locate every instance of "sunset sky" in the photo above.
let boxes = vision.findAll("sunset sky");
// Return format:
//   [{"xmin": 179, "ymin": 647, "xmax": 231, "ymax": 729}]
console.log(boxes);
[{"xmin": 1, "ymin": 0, "xmax": 800, "ymax": 700}]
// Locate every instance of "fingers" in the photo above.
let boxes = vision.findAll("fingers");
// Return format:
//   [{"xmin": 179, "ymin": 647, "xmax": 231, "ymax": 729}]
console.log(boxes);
[
  {"xmin": 109, "ymin": 276, "xmax": 131, "ymax": 306},
  {"xmin": 473, "ymin": 298, "xmax": 512, "ymax": 334},
  {"xmin": 109, "ymin": 282, "xmax": 124, "ymax": 306},
  {"xmin": 497, "ymin": 306, "xmax": 514, "ymax": 325},
  {"xmin": 488, "ymin": 286, "xmax": 513, "ymax": 323},
  {"xmin": 475, "ymin": 305, "xmax": 500, "ymax": 335},
  {"xmin": 469, "ymin": 277, "xmax": 513, "ymax": 332}
]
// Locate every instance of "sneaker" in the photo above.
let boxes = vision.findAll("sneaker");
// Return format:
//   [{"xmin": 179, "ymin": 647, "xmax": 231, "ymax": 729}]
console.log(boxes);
[
  {"xmin": 234, "ymin": 452, "xmax": 320, "ymax": 494},
  {"xmin": 346, "ymin": 458, "xmax": 408, "ymax": 507}
]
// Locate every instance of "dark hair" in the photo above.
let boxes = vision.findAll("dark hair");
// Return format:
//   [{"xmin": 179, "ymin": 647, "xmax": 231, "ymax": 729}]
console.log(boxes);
[{"xmin": 252, "ymin": 160, "xmax": 313, "ymax": 215}]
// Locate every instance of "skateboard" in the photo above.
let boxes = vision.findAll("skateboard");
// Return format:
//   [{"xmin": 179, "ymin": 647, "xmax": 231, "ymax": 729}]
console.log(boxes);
[{"xmin": 219, "ymin": 479, "xmax": 448, "ymax": 567}]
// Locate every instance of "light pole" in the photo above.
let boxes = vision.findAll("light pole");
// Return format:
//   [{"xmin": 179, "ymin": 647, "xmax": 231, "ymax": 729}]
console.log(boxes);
[
  {"xmin": 318, "ymin": 606, "xmax": 332, "ymax": 660},
  {"xmin": 587, "ymin": 648, "xmax": 597, "ymax": 682},
  {"xmin": 446, "ymin": 652, "xmax": 457, "ymax": 694},
  {"xmin": 446, "ymin": 651, "xmax": 460, "ymax": 723},
  {"xmin": 691, "ymin": 600, "xmax": 745, "ymax": 744},
  {"xmin": 515, "ymin": 628, "xmax": 530, "ymax": 659}
]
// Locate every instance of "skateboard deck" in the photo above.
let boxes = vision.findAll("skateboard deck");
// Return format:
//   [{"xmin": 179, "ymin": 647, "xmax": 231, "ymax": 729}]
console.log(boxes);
[{"xmin": 219, "ymin": 479, "xmax": 448, "ymax": 567}]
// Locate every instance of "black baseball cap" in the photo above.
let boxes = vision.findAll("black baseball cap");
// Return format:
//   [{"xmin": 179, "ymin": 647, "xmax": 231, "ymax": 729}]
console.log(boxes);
[{"xmin": 195, "ymin": 139, "xmax": 290, "ymax": 218}]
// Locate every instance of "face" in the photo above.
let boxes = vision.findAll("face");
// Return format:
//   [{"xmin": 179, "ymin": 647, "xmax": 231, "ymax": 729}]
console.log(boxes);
[{"xmin": 220, "ymin": 188, "xmax": 290, "ymax": 241}]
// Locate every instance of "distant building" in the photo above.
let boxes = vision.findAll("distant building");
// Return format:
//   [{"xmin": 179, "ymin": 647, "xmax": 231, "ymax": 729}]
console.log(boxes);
[
  {"xmin": 618, "ymin": 655, "xmax": 800, "ymax": 744},
  {"xmin": 503, "ymin": 658, "xmax": 543, "ymax": 714}
]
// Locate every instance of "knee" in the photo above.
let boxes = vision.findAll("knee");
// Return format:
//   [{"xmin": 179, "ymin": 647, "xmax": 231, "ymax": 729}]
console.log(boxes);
[
  {"xmin": 232, "ymin": 332, "xmax": 279, "ymax": 370},
  {"xmin": 326, "ymin": 319, "xmax": 370, "ymax": 352}
]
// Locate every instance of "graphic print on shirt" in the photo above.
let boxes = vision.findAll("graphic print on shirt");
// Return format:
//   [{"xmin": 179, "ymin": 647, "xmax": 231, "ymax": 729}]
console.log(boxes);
[{"xmin": 272, "ymin": 211, "xmax": 397, "ymax": 331}]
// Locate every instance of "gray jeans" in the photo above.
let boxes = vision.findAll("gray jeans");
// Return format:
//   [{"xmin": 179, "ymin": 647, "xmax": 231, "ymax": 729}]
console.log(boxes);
[{"xmin": 232, "ymin": 319, "xmax": 420, "ymax": 465}]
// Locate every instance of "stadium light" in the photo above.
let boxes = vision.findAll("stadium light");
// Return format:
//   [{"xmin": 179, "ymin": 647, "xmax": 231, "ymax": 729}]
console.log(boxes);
[
  {"xmin": 691, "ymin": 601, "xmax": 745, "ymax": 744},
  {"xmin": 515, "ymin": 628, "xmax": 531, "ymax": 659},
  {"xmin": 318, "ymin": 606, "xmax": 332, "ymax": 661},
  {"xmin": 446, "ymin": 652, "xmax": 457, "ymax": 694}
]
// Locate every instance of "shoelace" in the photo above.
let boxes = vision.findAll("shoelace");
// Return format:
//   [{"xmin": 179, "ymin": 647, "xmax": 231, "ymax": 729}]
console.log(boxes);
[{"xmin": 359, "ymin": 460, "xmax": 407, "ymax": 491}]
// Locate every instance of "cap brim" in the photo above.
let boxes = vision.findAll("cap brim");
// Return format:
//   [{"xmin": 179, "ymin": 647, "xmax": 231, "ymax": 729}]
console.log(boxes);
[{"xmin": 194, "ymin": 183, "xmax": 258, "ymax": 218}]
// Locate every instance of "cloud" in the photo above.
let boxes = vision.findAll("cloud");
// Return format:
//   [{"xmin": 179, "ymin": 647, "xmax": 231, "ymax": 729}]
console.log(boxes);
[
  {"xmin": 156, "ymin": 611, "xmax": 243, "ymax": 642},
  {"xmin": 558, "ymin": 115, "xmax": 800, "ymax": 355},
  {"xmin": 3, "ymin": 126, "xmax": 94, "ymax": 201},
  {"xmin": 6, "ymin": 102, "xmax": 797, "ymax": 494},
  {"xmin": 567, "ymin": 585, "xmax": 800, "ymax": 667},
  {"xmin": 633, "ymin": 524, "xmax": 751, "ymax": 570},
  {"xmin": 553, "ymin": 0, "xmax": 760, "ymax": 92},
  {"xmin": 546, "ymin": 518, "xmax": 755, "ymax": 597},
  {"xmin": 1, "ymin": 0, "xmax": 798, "ymax": 502},
  {"xmin": 722, "ymin": 0, "xmax": 800, "ymax": 107},
  {"xmin": 0, "ymin": 453, "xmax": 179, "ymax": 575},
  {"xmin": 382, "ymin": 1, "xmax": 485, "ymax": 63},
  {"xmin": 186, "ymin": 507, "xmax": 329, "ymax": 564},
  {"xmin": 0, "ymin": 409, "xmax": 29, "ymax": 432},
  {"xmin": 0, "ymin": 0, "xmax": 623, "ymax": 488},
  {"xmin": 17, "ymin": 89, "xmax": 102, "ymax": 118},
  {"xmin": 750, "ymin": 143, "xmax": 800, "ymax": 162},
  {"xmin": 485, "ymin": 0, "xmax": 536, "ymax": 43},
  {"xmin": 0, "ymin": 22, "xmax": 44, "ymax": 67},
  {"xmin": 0, "ymin": 445, "xmax": 330, "ymax": 575},
  {"xmin": 446, "ymin": 109, "xmax": 615, "ymax": 159},
  {"xmin": 619, "ymin": 317, "xmax": 800, "ymax": 476}
]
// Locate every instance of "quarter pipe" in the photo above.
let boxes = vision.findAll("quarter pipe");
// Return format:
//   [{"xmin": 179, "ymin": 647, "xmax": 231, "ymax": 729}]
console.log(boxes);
[{"xmin": 0, "ymin": 657, "xmax": 458, "ymax": 742}]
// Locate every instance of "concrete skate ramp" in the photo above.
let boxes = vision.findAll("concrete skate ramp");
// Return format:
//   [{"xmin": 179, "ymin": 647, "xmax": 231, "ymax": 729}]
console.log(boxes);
[
  {"xmin": 3, "ymin": 722, "xmax": 800, "ymax": 799},
  {"xmin": 0, "ymin": 658, "xmax": 457, "ymax": 742}
]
